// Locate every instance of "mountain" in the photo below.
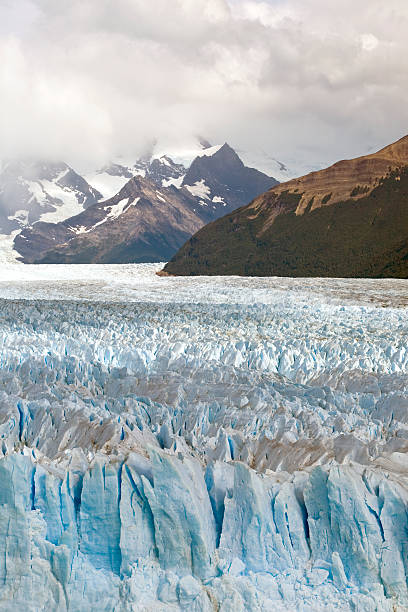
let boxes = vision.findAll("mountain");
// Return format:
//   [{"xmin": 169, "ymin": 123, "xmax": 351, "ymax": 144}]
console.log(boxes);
[
  {"xmin": 151, "ymin": 137, "xmax": 322, "ymax": 181},
  {"xmin": 162, "ymin": 134, "xmax": 408, "ymax": 278},
  {"xmin": 15, "ymin": 176, "xmax": 201, "ymax": 264},
  {"xmin": 0, "ymin": 153, "xmax": 188, "ymax": 263},
  {"xmin": 15, "ymin": 144, "xmax": 277, "ymax": 264},
  {"xmin": 0, "ymin": 160, "xmax": 102, "ymax": 233},
  {"xmin": 181, "ymin": 143, "xmax": 278, "ymax": 212},
  {"xmin": 0, "ymin": 160, "xmax": 103, "ymax": 263},
  {"xmin": 83, "ymin": 155, "xmax": 186, "ymax": 199}
]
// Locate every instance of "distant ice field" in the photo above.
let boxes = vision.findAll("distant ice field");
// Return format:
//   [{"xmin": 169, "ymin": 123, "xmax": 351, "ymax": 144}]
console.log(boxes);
[{"xmin": 1, "ymin": 262, "xmax": 408, "ymax": 307}]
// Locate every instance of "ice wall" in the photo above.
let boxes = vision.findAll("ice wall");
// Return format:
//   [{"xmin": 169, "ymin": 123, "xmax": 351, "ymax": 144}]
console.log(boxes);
[{"xmin": 0, "ymin": 298, "xmax": 408, "ymax": 611}]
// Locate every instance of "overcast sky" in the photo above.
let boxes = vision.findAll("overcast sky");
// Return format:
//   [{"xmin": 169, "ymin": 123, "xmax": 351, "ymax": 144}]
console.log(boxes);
[{"xmin": 0, "ymin": 0, "xmax": 407, "ymax": 170}]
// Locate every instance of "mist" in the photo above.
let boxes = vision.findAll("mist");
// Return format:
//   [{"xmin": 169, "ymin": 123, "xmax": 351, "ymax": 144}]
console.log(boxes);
[{"xmin": 1, "ymin": 0, "xmax": 407, "ymax": 170}]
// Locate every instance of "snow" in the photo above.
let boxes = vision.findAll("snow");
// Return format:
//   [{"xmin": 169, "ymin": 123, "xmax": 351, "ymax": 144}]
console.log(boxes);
[
  {"xmin": 105, "ymin": 197, "xmax": 133, "ymax": 220},
  {"xmin": 24, "ymin": 179, "xmax": 47, "ymax": 205},
  {"xmin": 84, "ymin": 172, "xmax": 131, "ymax": 200},
  {"xmin": 195, "ymin": 144, "xmax": 223, "ymax": 157},
  {"xmin": 184, "ymin": 179, "xmax": 211, "ymax": 199},
  {"xmin": 158, "ymin": 155, "xmax": 172, "ymax": 167},
  {"xmin": 37, "ymin": 179, "xmax": 87, "ymax": 223},
  {"xmin": 71, "ymin": 197, "xmax": 138, "ymax": 234},
  {"xmin": 153, "ymin": 143, "xmax": 222, "ymax": 168},
  {"xmin": 0, "ymin": 231, "xmax": 21, "ymax": 263},
  {"xmin": 235, "ymin": 148, "xmax": 326, "ymax": 182},
  {"xmin": 162, "ymin": 175, "xmax": 185, "ymax": 188},
  {"xmin": 7, "ymin": 209, "xmax": 29, "ymax": 224},
  {"xmin": 24, "ymin": 177, "xmax": 88, "ymax": 224},
  {"xmin": 0, "ymin": 264, "xmax": 408, "ymax": 610},
  {"xmin": 0, "ymin": 162, "xmax": 105, "ymax": 247},
  {"xmin": 71, "ymin": 225, "xmax": 89, "ymax": 235}
]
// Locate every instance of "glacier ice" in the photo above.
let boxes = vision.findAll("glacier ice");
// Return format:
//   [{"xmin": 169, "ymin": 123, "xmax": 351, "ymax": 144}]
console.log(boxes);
[{"xmin": 1, "ymin": 269, "xmax": 408, "ymax": 610}]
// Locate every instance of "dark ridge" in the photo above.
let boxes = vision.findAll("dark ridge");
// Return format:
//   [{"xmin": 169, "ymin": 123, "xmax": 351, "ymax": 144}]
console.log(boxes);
[{"xmin": 163, "ymin": 167, "xmax": 408, "ymax": 278}]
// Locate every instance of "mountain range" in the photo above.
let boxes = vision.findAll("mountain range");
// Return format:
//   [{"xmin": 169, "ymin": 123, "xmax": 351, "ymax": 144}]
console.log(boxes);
[
  {"xmin": 1, "ymin": 142, "xmax": 278, "ymax": 264},
  {"xmin": 163, "ymin": 135, "xmax": 408, "ymax": 278}
]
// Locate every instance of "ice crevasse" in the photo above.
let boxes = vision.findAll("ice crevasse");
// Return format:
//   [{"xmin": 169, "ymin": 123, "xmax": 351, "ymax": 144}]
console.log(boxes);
[{"xmin": 1, "ymin": 299, "xmax": 408, "ymax": 610}]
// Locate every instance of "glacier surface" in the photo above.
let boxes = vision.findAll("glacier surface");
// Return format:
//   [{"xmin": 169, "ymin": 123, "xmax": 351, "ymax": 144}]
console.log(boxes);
[{"xmin": 0, "ymin": 265, "xmax": 408, "ymax": 610}]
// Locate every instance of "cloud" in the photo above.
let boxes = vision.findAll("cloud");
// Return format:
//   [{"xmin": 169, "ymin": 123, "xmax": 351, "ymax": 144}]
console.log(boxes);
[{"xmin": 0, "ymin": 0, "xmax": 407, "ymax": 169}]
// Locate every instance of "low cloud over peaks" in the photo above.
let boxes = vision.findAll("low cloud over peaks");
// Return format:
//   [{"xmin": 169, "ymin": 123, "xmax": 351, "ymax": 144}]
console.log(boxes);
[{"xmin": 0, "ymin": 0, "xmax": 407, "ymax": 168}]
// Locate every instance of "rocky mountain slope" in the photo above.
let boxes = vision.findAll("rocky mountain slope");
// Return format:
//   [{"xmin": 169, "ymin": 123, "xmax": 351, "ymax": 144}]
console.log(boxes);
[
  {"xmin": 16, "ymin": 177, "xmax": 203, "ymax": 264},
  {"xmin": 15, "ymin": 144, "xmax": 277, "ymax": 264},
  {"xmin": 163, "ymin": 135, "xmax": 408, "ymax": 277}
]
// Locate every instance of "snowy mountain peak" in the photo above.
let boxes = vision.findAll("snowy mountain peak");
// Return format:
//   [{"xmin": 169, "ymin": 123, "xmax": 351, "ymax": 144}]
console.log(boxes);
[
  {"xmin": 84, "ymin": 155, "xmax": 186, "ymax": 201},
  {"xmin": 0, "ymin": 160, "xmax": 102, "ymax": 235},
  {"xmin": 180, "ymin": 143, "xmax": 278, "ymax": 218}
]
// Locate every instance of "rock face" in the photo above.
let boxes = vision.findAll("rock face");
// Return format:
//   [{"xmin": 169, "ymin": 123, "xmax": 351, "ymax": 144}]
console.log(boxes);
[
  {"xmin": 1, "ymin": 283, "xmax": 408, "ymax": 610},
  {"xmin": 163, "ymin": 134, "xmax": 408, "ymax": 277},
  {"xmin": 15, "ymin": 144, "xmax": 277, "ymax": 264}
]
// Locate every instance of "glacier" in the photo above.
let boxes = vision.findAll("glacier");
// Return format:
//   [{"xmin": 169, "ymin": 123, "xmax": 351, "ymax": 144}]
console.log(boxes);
[{"xmin": 1, "ymin": 265, "xmax": 408, "ymax": 610}]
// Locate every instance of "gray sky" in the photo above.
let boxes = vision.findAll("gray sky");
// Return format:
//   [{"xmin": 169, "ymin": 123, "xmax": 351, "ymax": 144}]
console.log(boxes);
[{"xmin": 0, "ymin": 0, "xmax": 407, "ymax": 169}]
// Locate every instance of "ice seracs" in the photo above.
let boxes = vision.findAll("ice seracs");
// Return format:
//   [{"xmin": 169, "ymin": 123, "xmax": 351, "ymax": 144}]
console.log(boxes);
[{"xmin": 0, "ymin": 267, "xmax": 408, "ymax": 610}]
